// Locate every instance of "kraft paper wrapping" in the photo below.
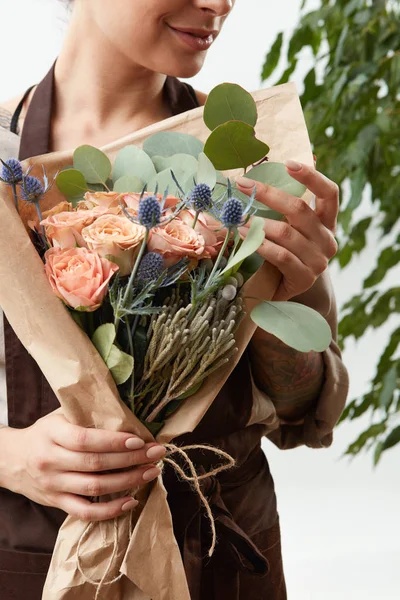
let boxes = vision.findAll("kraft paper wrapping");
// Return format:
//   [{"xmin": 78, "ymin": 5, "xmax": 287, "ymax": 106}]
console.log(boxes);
[{"xmin": 0, "ymin": 82, "xmax": 313, "ymax": 600}]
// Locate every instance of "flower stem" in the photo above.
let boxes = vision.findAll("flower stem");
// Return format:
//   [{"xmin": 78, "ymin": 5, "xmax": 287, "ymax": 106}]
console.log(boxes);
[
  {"xmin": 115, "ymin": 230, "xmax": 149, "ymax": 333},
  {"xmin": 125, "ymin": 316, "xmax": 135, "ymax": 408},
  {"xmin": 11, "ymin": 183, "xmax": 19, "ymax": 214},
  {"xmin": 192, "ymin": 210, "xmax": 200, "ymax": 229},
  {"xmin": 34, "ymin": 201, "xmax": 48, "ymax": 246},
  {"xmin": 205, "ymin": 227, "xmax": 231, "ymax": 289}
]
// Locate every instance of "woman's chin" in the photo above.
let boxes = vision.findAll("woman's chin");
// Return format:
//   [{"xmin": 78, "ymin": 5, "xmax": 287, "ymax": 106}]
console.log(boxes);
[{"xmin": 157, "ymin": 55, "xmax": 206, "ymax": 79}]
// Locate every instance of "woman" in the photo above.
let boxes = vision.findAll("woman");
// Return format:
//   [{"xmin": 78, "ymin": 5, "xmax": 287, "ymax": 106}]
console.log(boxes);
[{"xmin": 0, "ymin": 1, "xmax": 349, "ymax": 598}]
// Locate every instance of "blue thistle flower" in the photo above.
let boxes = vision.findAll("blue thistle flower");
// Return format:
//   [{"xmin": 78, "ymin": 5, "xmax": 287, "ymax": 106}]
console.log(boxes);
[
  {"xmin": 189, "ymin": 183, "xmax": 213, "ymax": 212},
  {"xmin": 136, "ymin": 252, "xmax": 164, "ymax": 284},
  {"xmin": 138, "ymin": 195, "xmax": 161, "ymax": 229},
  {"xmin": 21, "ymin": 176, "xmax": 45, "ymax": 203},
  {"xmin": 220, "ymin": 197, "xmax": 244, "ymax": 228},
  {"xmin": 1, "ymin": 158, "xmax": 23, "ymax": 184}
]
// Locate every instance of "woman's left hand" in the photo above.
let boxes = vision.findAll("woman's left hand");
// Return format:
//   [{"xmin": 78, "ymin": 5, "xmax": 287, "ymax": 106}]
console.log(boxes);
[{"xmin": 236, "ymin": 160, "xmax": 339, "ymax": 302}]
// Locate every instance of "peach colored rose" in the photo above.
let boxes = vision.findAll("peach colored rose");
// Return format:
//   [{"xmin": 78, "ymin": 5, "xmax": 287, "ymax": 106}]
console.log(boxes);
[
  {"xmin": 44, "ymin": 247, "xmax": 118, "ymax": 312},
  {"xmin": 178, "ymin": 210, "xmax": 224, "ymax": 257},
  {"xmin": 82, "ymin": 214, "xmax": 146, "ymax": 276},
  {"xmin": 83, "ymin": 191, "xmax": 122, "ymax": 209},
  {"xmin": 123, "ymin": 192, "xmax": 180, "ymax": 214},
  {"xmin": 41, "ymin": 210, "xmax": 98, "ymax": 248},
  {"xmin": 28, "ymin": 201, "xmax": 72, "ymax": 232},
  {"xmin": 147, "ymin": 220, "xmax": 208, "ymax": 267}
]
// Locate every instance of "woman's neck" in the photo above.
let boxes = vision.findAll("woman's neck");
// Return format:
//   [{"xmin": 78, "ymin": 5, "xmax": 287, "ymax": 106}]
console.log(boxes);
[{"xmin": 50, "ymin": 9, "xmax": 171, "ymax": 152}]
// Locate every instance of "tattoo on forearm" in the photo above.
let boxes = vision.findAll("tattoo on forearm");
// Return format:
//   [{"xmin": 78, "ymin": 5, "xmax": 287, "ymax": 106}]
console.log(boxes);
[{"xmin": 250, "ymin": 331, "xmax": 325, "ymax": 420}]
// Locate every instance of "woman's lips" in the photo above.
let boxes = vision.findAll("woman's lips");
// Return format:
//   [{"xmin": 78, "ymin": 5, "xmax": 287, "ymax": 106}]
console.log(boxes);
[{"xmin": 168, "ymin": 26, "xmax": 217, "ymax": 52}]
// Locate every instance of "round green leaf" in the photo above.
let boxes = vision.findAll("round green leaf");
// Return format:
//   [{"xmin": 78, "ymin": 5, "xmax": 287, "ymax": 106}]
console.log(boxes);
[
  {"xmin": 152, "ymin": 154, "xmax": 198, "ymax": 177},
  {"xmin": 245, "ymin": 162, "xmax": 307, "ymax": 197},
  {"xmin": 107, "ymin": 345, "xmax": 134, "ymax": 385},
  {"xmin": 250, "ymin": 301, "xmax": 332, "ymax": 352},
  {"xmin": 113, "ymin": 175, "xmax": 144, "ymax": 193},
  {"xmin": 204, "ymin": 83, "xmax": 258, "ymax": 131},
  {"xmin": 143, "ymin": 132, "xmax": 204, "ymax": 159},
  {"xmin": 73, "ymin": 145, "xmax": 112, "ymax": 184},
  {"xmin": 221, "ymin": 216, "xmax": 265, "ymax": 275},
  {"xmin": 147, "ymin": 168, "xmax": 187, "ymax": 196},
  {"xmin": 91, "ymin": 324, "xmax": 116, "ymax": 361},
  {"xmin": 56, "ymin": 168, "xmax": 88, "ymax": 198},
  {"xmin": 197, "ymin": 152, "xmax": 217, "ymax": 189},
  {"xmin": 240, "ymin": 253, "xmax": 265, "ymax": 281},
  {"xmin": 112, "ymin": 145, "xmax": 156, "ymax": 184},
  {"xmin": 204, "ymin": 122, "xmax": 269, "ymax": 170}
]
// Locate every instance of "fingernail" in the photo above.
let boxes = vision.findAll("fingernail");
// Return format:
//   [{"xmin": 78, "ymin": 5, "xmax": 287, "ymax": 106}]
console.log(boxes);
[
  {"xmin": 142, "ymin": 467, "xmax": 161, "ymax": 482},
  {"xmin": 146, "ymin": 445, "xmax": 166, "ymax": 460},
  {"xmin": 235, "ymin": 176, "xmax": 255, "ymax": 188},
  {"xmin": 121, "ymin": 498, "xmax": 139, "ymax": 512},
  {"xmin": 125, "ymin": 437, "xmax": 145, "ymax": 450},
  {"xmin": 284, "ymin": 159, "xmax": 302, "ymax": 171}
]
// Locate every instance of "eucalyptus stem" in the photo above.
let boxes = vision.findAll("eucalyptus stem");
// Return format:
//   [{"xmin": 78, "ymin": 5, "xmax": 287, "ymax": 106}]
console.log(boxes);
[
  {"xmin": 115, "ymin": 229, "xmax": 149, "ymax": 333},
  {"xmin": 192, "ymin": 210, "xmax": 200, "ymax": 229},
  {"xmin": 125, "ymin": 316, "xmax": 135, "ymax": 407},
  {"xmin": 11, "ymin": 183, "xmax": 19, "ymax": 214},
  {"xmin": 205, "ymin": 227, "xmax": 231, "ymax": 288}
]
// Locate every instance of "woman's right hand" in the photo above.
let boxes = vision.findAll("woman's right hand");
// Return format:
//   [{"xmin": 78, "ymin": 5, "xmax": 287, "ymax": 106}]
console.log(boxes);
[{"xmin": 0, "ymin": 413, "xmax": 165, "ymax": 522}]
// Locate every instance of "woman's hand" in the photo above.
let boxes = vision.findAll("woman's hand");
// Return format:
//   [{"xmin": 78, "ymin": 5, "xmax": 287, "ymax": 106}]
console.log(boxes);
[
  {"xmin": 236, "ymin": 160, "xmax": 339, "ymax": 301},
  {"xmin": 0, "ymin": 413, "xmax": 165, "ymax": 522}
]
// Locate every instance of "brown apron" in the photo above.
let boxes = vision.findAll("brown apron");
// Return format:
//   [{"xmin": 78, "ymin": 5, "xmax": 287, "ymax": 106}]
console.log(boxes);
[{"xmin": 1, "ymin": 62, "xmax": 286, "ymax": 599}]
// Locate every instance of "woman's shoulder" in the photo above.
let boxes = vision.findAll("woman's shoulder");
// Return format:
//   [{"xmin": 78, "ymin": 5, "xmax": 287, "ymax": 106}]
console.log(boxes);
[{"xmin": 194, "ymin": 90, "xmax": 208, "ymax": 107}]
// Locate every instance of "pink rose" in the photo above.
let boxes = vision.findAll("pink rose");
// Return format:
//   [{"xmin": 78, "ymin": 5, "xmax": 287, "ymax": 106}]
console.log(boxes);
[
  {"xmin": 45, "ymin": 247, "xmax": 118, "ymax": 311},
  {"xmin": 147, "ymin": 220, "xmax": 208, "ymax": 267},
  {"xmin": 178, "ymin": 210, "xmax": 223, "ymax": 257},
  {"xmin": 82, "ymin": 214, "xmax": 146, "ymax": 276},
  {"xmin": 41, "ymin": 210, "xmax": 98, "ymax": 248}
]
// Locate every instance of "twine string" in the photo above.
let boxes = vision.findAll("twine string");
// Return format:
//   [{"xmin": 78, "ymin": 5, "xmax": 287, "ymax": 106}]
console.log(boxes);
[{"xmin": 76, "ymin": 443, "xmax": 236, "ymax": 599}]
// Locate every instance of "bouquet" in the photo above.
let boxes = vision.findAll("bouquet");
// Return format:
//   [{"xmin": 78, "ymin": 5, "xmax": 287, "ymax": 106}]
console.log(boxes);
[{"xmin": 0, "ymin": 82, "xmax": 331, "ymax": 599}]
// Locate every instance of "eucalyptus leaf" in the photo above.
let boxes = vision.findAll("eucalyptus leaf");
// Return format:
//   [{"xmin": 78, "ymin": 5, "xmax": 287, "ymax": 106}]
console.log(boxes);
[
  {"xmin": 147, "ymin": 168, "xmax": 187, "ymax": 196},
  {"xmin": 245, "ymin": 163, "xmax": 307, "ymax": 197},
  {"xmin": 220, "ymin": 216, "xmax": 265, "ymax": 275},
  {"xmin": 92, "ymin": 324, "xmax": 116, "ymax": 362},
  {"xmin": 240, "ymin": 253, "xmax": 265, "ymax": 281},
  {"xmin": 56, "ymin": 168, "xmax": 88, "ymax": 199},
  {"xmin": 112, "ymin": 145, "xmax": 156, "ymax": 184},
  {"xmin": 250, "ymin": 301, "xmax": 332, "ymax": 352},
  {"xmin": 204, "ymin": 121, "xmax": 269, "ymax": 170},
  {"xmin": 152, "ymin": 154, "xmax": 198, "ymax": 175},
  {"xmin": 204, "ymin": 83, "xmax": 258, "ymax": 131},
  {"xmin": 197, "ymin": 152, "xmax": 217, "ymax": 189},
  {"xmin": 143, "ymin": 132, "xmax": 204, "ymax": 159},
  {"xmin": 113, "ymin": 175, "xmax": 144, "ymax": 193},
  {"xmin": 73, "ymin": 145, "xmax": 112, "ymax": 185},
  {"xmin": 107, "ymin": 345, "xmax": 134, "ymax": 385}
]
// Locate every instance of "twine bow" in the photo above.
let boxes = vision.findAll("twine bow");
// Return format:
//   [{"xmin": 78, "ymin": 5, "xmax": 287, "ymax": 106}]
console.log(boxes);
[{"xmin": 76, "ymin": 443, "xmax": 236, "ymax": 599}]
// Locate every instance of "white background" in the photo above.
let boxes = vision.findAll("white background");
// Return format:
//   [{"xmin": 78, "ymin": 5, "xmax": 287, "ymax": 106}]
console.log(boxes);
[{"xmin": 1, "ymin": 1, "xmax": 399, "ymax": 598}]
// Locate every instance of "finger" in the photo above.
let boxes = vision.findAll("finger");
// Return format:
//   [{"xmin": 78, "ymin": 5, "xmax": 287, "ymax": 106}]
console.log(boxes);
[
  {"xmin": 56, "ymin": 492, "xmax": 139, "ymax": 522},
  {"xmin": 54, "ymin": 464, "xmax": 161, "ymax": 497},
  {"xmin": 237, "ymin": 180, "xmax": 338, "ymax": 259},
  {"xmin": 51, "ymin": 417, "xmax": 146, "ymax": 453},
  {"xmin": 53, "ymin": 443, "xmax": 166, "ymax": 473},
  {"xmin": 240, "ymin": 220, "xmax": 328, "ymax": 275},
  {"xmin": 283, "ymin": 160, "xmax": 339, "ymax": 233},
  {"xmin": 254, "ymin": 237, "xmax": 316, "ymax": 301}
]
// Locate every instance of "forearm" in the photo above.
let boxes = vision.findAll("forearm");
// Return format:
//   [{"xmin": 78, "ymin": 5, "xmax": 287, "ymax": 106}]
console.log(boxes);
[{"xmin": 249, "ymin": 328, "xmax": 325, "ymax": 421}]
